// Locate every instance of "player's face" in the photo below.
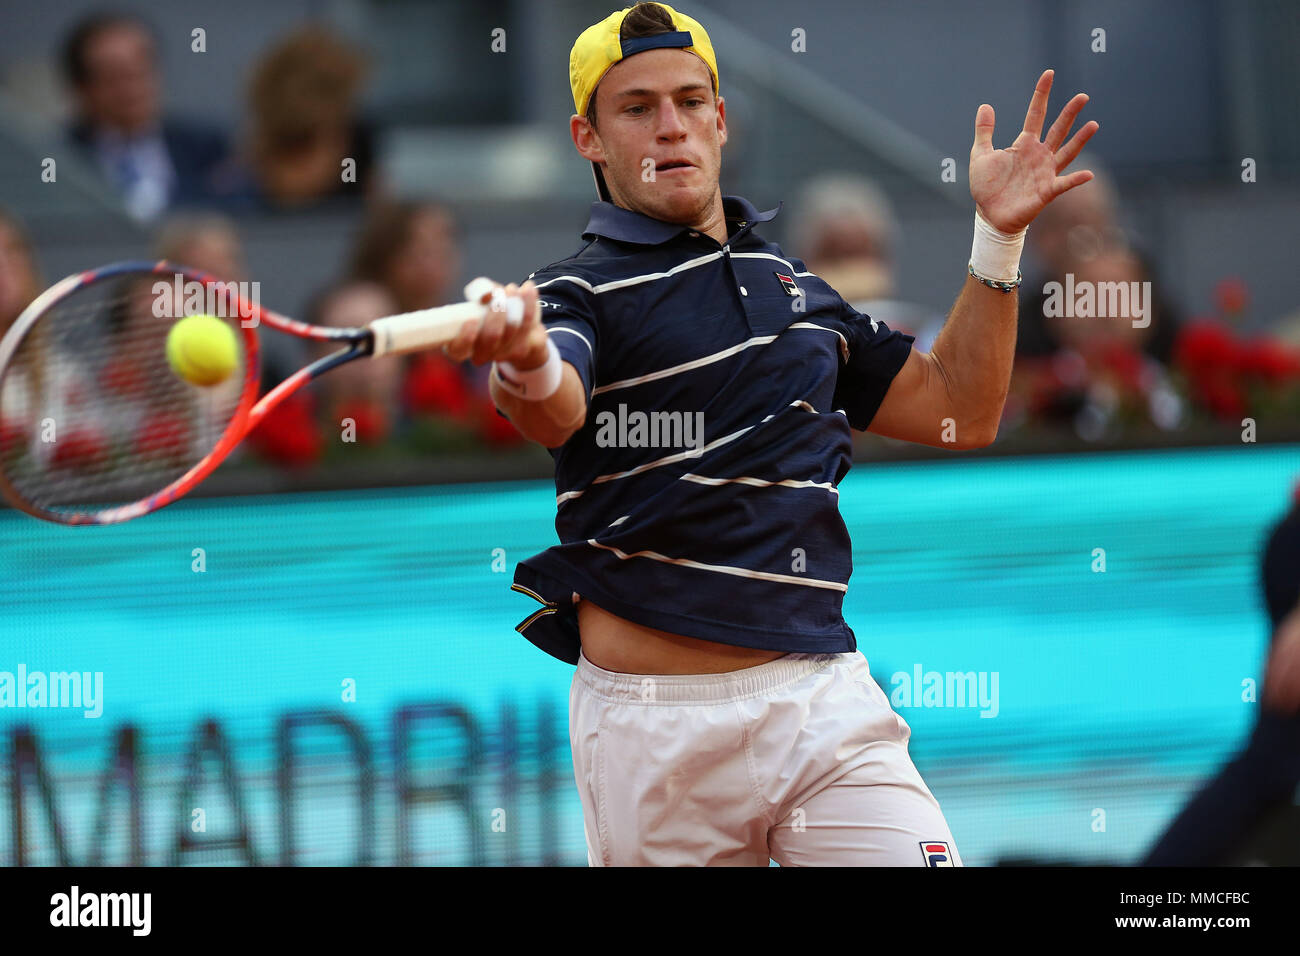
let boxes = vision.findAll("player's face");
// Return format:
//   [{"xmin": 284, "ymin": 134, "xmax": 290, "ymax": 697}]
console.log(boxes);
[{"xmin": 580, "ymin": 49, "xmax": 727, "ymax": 224}]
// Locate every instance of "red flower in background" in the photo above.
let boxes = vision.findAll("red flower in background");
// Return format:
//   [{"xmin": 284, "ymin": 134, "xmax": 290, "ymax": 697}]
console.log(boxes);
[
  {"xmin": 246, "ymin": 390, "xmax": 323, "ymax": 466},
  {"xmin": 404, "ymin": 354, "xmax": 470, "ymax": 418},
  {"xmin": 134, "ymin": 411, "xmax": 189, "ymax": 461},
  {"xmin": 1199, "ymin": 378, "xmax": 1246, "ymax": 420},
  {"xmin": 1098, "ymin": 343, "xmax": 1147, "ymax": 394},
  {"xmin": 101, "ymin": 357, "xmax": 147, "ymax": 399},
  {"xmin": 1237, "ymin": 338, "xmax": 1300, "ymax": 386},
  {"xmin": 1174, "ymin": 318, "xmax": 1240, "ymax": 376},
  {"xmin": 336, "ymin": 398, "xmax": 389, "ymax": 444},
  {"xmin": 0, "ymin": 419, "xmax": 26, "ymax": 458},
  {"xmin": 1173, "ymin": 319, "xmax": 1247, "ymax": 422},
  {"xmin": 1214, "ymin": 277, "xmax": 1250, "ymax": 318},
  {"xmin": 51, "ymin": 426, "xmax": 109, "ymax": 471}
]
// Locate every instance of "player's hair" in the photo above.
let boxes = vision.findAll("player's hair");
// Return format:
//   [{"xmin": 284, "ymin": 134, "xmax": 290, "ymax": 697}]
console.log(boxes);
[
  {"xmin": 585, "ymin": 1, "xmax": 701, "ymax": 130},
  {"xmin": 61, "ymin": 11, "xmax": 155, "ymax": 88}
]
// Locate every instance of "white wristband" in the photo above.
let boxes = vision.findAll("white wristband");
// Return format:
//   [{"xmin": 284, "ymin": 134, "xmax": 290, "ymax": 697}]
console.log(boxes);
[
  {"xmin": 970, "ymin": 209, "xmax": 1026, "ymax": 282},
  {"xmin": 493, "ymin": 337, "xmax": 562, "ymax": 401}
]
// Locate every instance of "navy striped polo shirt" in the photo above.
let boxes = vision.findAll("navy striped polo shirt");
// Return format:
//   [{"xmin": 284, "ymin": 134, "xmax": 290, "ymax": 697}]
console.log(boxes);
[{"xmin": 510, "ymin": 195, "xmax": 915, "ymax": 665}]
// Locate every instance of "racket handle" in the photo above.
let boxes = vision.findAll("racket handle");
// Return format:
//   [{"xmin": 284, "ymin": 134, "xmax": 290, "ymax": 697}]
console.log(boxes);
[{"xmin": 368, "ymin": 301, "xmax": 487, "ymax": 357}]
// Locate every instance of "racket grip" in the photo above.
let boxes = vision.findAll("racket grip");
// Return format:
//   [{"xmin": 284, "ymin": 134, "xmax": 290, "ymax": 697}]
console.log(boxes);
[{"xmin": 368, "ymin": 301, "xmax": 487, "ymax": 357}]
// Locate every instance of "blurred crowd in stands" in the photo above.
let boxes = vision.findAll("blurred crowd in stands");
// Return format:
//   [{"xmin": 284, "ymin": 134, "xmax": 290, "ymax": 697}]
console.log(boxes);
[
  {"xmin": 3, "ymin": 11, "xmax": 525, "ymax": 468},
  {"xmin": 2, "ymin": 10, "xmax": 1299, "ymax": 473},
  {"xmin": 793, "ymin": 164, "xmax": 1300, "ymax": 447}
]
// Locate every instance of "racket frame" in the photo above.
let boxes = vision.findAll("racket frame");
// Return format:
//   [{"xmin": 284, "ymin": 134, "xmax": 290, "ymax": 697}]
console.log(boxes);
[{"xmin": 0, "ymin": 261, "xmax": 371, "ymax": 525}]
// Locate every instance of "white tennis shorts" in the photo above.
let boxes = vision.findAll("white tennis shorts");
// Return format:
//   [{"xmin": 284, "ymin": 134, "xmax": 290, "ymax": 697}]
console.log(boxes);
[{"xmin": 570, "ymin": 648, "xmax": 962, "ymax": 866}]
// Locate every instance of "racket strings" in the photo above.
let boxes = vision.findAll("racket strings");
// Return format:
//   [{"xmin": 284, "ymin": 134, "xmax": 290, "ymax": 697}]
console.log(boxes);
[{"xmin": 0, "ymin": 277, "xmax": 249, "ymax": 515}]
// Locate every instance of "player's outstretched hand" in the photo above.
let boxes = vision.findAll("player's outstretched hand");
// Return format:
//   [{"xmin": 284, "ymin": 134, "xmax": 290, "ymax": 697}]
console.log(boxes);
[
  {"xmin": 442, "ymin": 278, "xmax": 548, "ymax": 369},
  {"xmin": 969, "ymin": 68, "xmax": 1100, "ymax": 234}
]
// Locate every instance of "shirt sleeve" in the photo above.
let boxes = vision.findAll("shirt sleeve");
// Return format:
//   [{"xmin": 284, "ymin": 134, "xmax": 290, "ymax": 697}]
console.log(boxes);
[
  {"xmin": 529, "ymin": 271, "xmax": 599, "ymax": 402},
  {"xmin": 831, "ymin": 298, "xmax": 915, "ymax": 431}
]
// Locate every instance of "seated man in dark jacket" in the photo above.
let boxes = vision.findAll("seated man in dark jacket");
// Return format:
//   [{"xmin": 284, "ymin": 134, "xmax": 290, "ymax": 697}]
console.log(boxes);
[{"xmin": 63, "ymin": 12, "xmax": 229, "ymax": 221}]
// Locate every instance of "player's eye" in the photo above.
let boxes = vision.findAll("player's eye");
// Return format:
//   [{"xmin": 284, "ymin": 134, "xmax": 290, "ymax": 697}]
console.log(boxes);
[{"xmin": 683, "ymin": 98, "xmax": 705, "ymax": 108}]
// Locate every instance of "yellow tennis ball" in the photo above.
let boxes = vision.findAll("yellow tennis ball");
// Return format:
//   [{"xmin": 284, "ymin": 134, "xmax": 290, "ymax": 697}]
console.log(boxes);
[{"xmin": 166, "ymin": 314, "xmax": 238, "ymax": 386}]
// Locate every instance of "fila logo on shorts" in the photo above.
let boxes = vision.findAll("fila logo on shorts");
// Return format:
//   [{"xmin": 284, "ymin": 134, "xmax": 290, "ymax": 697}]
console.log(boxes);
[{"xmin": 921, "ymin": 841, "xmax": 954, "ymax": 867}]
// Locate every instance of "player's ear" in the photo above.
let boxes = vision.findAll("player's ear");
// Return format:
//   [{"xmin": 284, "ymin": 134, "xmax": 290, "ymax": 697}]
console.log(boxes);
[
  {"xmin": 715, "ymin": 95, "xmax": 727, "ymax": 147},
  {"xmin": 571, "ymin": 114, "xmax": 605, "ymax": 163}
]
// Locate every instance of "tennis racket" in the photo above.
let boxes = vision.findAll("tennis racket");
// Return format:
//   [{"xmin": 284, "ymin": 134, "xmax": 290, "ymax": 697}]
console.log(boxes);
[{"xmin": 0, "ymin": 261, "xmax": 520, "ymax": 525}]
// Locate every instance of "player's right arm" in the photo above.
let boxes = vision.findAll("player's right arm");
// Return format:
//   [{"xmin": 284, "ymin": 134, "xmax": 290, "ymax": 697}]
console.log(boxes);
[{"xmin": 443, "ymin": 279, "xmax": 588, "ymax": 449}]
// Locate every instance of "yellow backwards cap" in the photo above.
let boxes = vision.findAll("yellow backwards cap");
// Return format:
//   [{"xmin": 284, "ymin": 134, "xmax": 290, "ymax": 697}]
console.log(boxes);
[{"xmin": 569, "ymin": 3, "xmax": 719, "ymax": 117}]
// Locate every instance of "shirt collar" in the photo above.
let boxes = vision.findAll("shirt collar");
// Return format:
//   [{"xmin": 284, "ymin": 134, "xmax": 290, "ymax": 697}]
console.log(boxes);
[{"xmin": 582, "ymin": 195, "xmax": 782, "ymax": 245}]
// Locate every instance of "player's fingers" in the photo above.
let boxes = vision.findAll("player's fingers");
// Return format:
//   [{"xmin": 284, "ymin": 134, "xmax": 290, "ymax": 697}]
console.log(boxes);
[
  {"xmin": 497, "ymin": 281, "xmax": 537, "ymax": 354},
  {"xmin": 516, "ymin": 281, "xmax": 540, "ymax": 333},
  {"xmin": 971, "ymin": 103, "xmax": 995, "ymax": 156},
  {"xmin": 1022, "ymin": 68, "xmax": 1054, "ymax": 139},
  {"xmin": 1054, "ymin": 120, "xmax": 1100, "ymax": 172},
  {"xmin": 442, "ymin": 316, "xmax": 481, "ymax": 363},
  {"xmin": 1043, "ymin": 92, "xmax": 1088, "ymax": 152},
  {"xmin": 1050, "ymin": 168, "xmax": 1094, "ymax": 200},
  {"xmin": 473, "ymin": 282, "xmax": 515, "ymax": 365},
  {"xmin": 464, "ymin": 276, "xmax": 496, "ymax": 306},
  {"xmin": 444, "ymin": 276, "xmax": 502, "ymax": 361}
]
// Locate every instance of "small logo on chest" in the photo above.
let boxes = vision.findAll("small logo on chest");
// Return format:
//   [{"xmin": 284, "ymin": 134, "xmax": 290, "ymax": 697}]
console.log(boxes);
[{"xmin": 774, "ymin": 272, "xmax": 803, "ymax": 297}]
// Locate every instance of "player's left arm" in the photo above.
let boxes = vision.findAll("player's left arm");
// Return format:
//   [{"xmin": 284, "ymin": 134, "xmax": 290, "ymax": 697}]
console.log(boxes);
[{"xmin": 866, "ymin": 69, "xmax": 1099, "ymax": 449}]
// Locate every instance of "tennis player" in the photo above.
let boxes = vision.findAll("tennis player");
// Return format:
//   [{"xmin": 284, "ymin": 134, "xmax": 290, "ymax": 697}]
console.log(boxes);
[{"xmin": 443, "ymin": 1, "xmax": 1098, "ymax": 866}]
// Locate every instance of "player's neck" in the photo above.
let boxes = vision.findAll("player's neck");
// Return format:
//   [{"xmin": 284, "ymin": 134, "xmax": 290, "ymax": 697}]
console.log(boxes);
[
  {"xmin": 608, "ymin": 189, "xmax": 728, "ymax": 245},
  {"xmin": 693, "ymin": 196, "xmax": 728, "ymax": 245}
]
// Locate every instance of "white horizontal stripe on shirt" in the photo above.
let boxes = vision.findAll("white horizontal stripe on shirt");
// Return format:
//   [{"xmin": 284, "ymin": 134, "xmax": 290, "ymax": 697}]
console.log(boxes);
[
  {"xmin": 554, "ymin": 424, "xmax": 755, "ymax": 505},
  {"xmin": 591, "ymin": 324, "xmax": 849, "ymax": 397},
  {"xmin": 679, "ymin": 473, "xmax": 840, "ymax": 495},
  {"xmin": 547, "ymin": 325, "xmax": 594, "ymax": 355},
  {"xmin": 586, "ymin": 538, "xmax": 848, "ymax": 591},
  {"xmin": 534, "ymin": 254, "xmax": 835, "ymax": 300},
  {"xmin": 555, "ymin": 400, "xmax": 828, "ymax": 505},
  {"xmin": 533, "ymin": 250, "xmax": 725, "ymax": 298},
  {"xmin": 592, "ymin": 333, "xmax": 778, "ymax": 396}
]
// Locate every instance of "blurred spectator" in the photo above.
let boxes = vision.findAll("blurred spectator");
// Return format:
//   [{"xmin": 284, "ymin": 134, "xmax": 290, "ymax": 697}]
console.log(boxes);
[
  {"xmin": 1009, "ymin": 157, "xmax": 1188, "ymax": 440},
  {"xmin": 350, "ymin": 200, "xmax": 460, "ymax": 313},
  {"xmin": 243, "ymin": 282, "xmax": 406, "ymax": 470},
  {"xmin": 1142, "ymin": 485, "xmax": 1300, "ymax": 865},
  {"xmin": 348, "ymin": 200, "xmax": 521, "ymax": 445},
  {"xmin": 155, "ymin": 212, "xmax": 247, "ymax": 281},
  {"xmin": 306, "ymin": 281, "xmax": 403, "ymax": 447},
  {"xmin": 152, "ymin": 211, "xmax": 299, "ymax": 390},
  {"xmin": 0, "ymin": 208, "xmax": 42, "ymax": 335},
  {"xmin": 789, "ymin": 173, "xmax": 944, "ymax": 352},
  {"xmin": 62, "ymin": 12, "xmax": 229, "ymax": 222},
  {"xmin": 0, "ymin": 210, "xmax": 44, "ymax": 458},
  {"xmin": 233, "ymin": 26, "xmax": 377, "ymax": 211}
]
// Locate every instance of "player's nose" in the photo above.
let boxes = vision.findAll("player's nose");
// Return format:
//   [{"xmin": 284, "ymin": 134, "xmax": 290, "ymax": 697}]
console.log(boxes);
[{"xmin": 655, "ymin": 102, "xmax": 689, "ymax": 139}]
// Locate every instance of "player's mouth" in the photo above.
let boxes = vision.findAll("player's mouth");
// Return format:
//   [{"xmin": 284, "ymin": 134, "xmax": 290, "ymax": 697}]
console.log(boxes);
[{"xmin": 655, "ymin": 159, "xmax": 696, "ymax": 175}]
